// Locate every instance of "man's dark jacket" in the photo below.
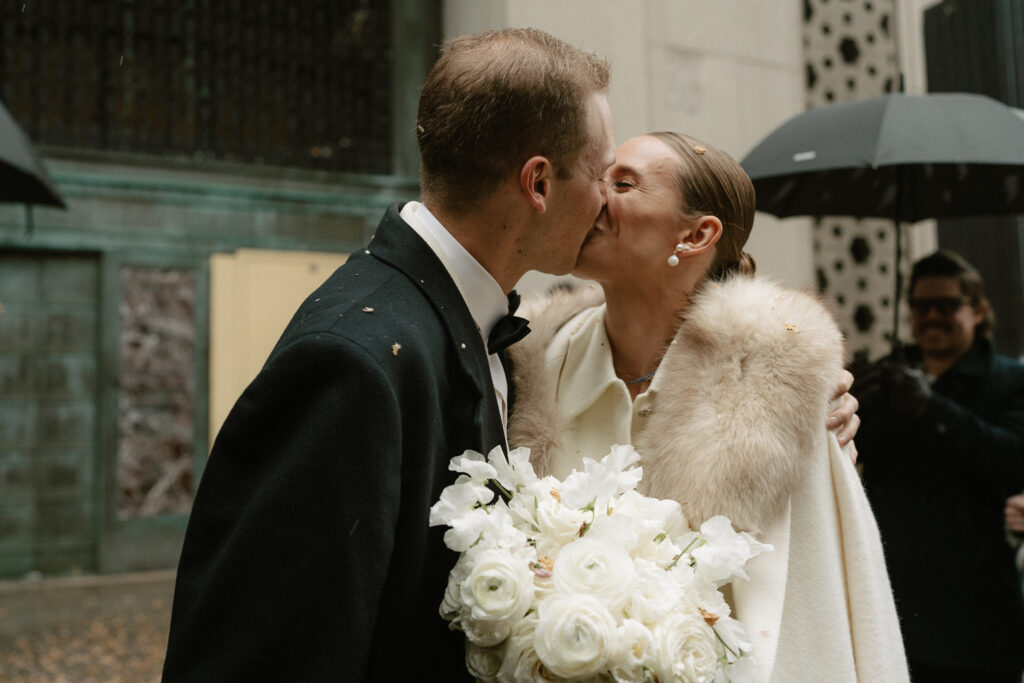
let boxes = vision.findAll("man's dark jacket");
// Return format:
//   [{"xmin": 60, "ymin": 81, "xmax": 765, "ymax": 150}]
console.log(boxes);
[
  {"xmin": 162, "ymin": 203, "xmax": 502, "ymax": 681},
  {"xmin": 858, "ymin": 338, "xmax": 1024, "ymax": 676}
]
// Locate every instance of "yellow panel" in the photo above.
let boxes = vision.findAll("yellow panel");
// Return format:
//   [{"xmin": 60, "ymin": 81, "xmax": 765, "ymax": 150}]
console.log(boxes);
[{"xmin": 209, "ymin": 249, "xmax": 348, "ymax": 443}]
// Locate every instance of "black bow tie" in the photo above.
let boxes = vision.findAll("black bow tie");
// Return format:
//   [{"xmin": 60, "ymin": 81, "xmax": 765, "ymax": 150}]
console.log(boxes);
[{"xmin": 487, "ymin": 290, "xmax": 531, "ymax": 354}]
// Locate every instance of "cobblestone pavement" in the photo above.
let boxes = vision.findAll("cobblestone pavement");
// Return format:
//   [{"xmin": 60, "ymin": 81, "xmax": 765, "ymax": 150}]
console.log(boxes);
[{"xmin": 0, "ymin": 570, "xmax": 175, "ymax": 682}]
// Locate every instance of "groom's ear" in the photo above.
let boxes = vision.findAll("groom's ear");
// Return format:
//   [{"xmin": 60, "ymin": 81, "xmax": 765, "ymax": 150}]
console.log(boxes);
[{"xmin": 520, "ymin": 156, "xmax": 551, "ymax": 213}]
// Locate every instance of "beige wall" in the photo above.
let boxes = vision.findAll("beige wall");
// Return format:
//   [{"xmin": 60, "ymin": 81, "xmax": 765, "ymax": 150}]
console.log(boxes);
[
  {"xmin": 209, "ymin": 249, "xmax": 348, "ymax": 442},
  {"xmin": 444, "ymin": 0, "xmax": 817, "ymax": 288}
]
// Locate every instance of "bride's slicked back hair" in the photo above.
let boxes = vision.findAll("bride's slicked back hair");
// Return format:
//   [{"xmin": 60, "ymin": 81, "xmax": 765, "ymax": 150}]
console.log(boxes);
[
  {"xmin": 416, "ymin": 28, "xmax": 609, "ymax": 213},
  {"xmin": 648, "ymin": 132, "xmax": 757, "ymax": 280}
]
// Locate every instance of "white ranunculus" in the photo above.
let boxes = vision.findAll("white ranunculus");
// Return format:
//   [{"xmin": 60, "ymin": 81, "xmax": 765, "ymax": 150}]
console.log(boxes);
[
  {"xmin": 534, "ymin": 484, "xmax": 591, "ymax": 548},
  {"xmin": 691, "ymin": 516, "xmax": 771, "ymax": 586},
  {"xmin": 465, "ymin": 641, "xmax": 504, "ymax": 682},
  {"xmin": 553, "ymin": 537, "xmax": 635, "ymax": 612},
  {"xmin": 533, "ymin": 594, "xmax": 618, "ymax": 679},
  {"xmin": 618, "ymin": 557, "xmax": 700, "ymax": 626},
  {"xmin": 440, "ymin": 552, "xmax": 473, "ymax": 621},
  {"xmin": 653, "ymin": 612, "xmax": 720, "ymax": 683},
  {"xmin": 609, "ymin": 618, "xmax": 657, "ymax": 682},
  {"xmin": 459, "ymin": 548, "xmax": 535, "ymax": 645},
  {"xmin": 497, "ymin": 615, "xmax": 563, "ymax": 683}
]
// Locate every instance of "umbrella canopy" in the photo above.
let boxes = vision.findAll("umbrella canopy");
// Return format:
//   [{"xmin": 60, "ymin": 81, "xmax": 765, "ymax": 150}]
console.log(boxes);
[
  {"xmin": 741, "ymin": 92, "xmax": 1024, "ymax": 352},
  {"xmin": 741, "ymin": 92, "xmax": 1024, "ymax": 223},
  {"xmin": 0, "ymin": 98, "xmax": 65, "ymax": 208}
]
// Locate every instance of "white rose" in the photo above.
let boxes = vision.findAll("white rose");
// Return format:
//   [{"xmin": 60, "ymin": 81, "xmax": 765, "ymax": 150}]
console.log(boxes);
[
  {"xmin": 459, "ymin": 548, "xmax": 535, "ymax": 645},
  {"xmin": 553, "ymin": 538, "xmax": 635, "ymax": 612},
  {"xmin": 533, "ymin": 594, "xmax": 617, "ymax": 679},
  {"xmin": 653, "ymin": 612, "xmax": 720, "ymax": 683},
  {"xmin": 465, "ymin": 641, "xmax": 503, "ymax": 682}
]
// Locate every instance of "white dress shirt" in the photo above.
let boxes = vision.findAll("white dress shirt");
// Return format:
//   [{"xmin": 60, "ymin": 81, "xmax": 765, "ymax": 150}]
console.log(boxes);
[{"xmin": 399, "ymin": 201, "xmax": 511, "ymax": 432}]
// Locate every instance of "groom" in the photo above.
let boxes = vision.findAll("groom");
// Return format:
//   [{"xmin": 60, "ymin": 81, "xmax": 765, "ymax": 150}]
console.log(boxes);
[{"xmin": 162, "ymin": 28, "xmax": 615, "ymax": 681}]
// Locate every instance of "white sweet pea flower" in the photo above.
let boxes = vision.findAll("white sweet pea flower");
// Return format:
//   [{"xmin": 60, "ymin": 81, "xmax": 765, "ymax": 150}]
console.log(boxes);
[
  {"xmin": 614, "ymin": 491, "xmax": 691, "ymax": 558},
  {"xmin": 553, "ymin": 537, "xmax": 635, "ymax": 613},
  {"xmin": 486, "ymin": 445, "xmax": 538, "ymax": 494},
  {"xmin": 559, "ymin": 445, "xmax": 642, "ymax": 510},
  {"xmin": 692, "ymin": 516, "xmax": 772, "ymax": 586},
  {"xmin": 609, "ymin": 618, "xmax": 657, "ymax": 682},
  {"xmin": 446, "ymin": 501, "xmax": 531, "ymax": 554},
  {"xmin": 507, "ymin": 447, "xmax": 539, "ymax": 486},
  {"xmin": 441, "ymin": 506, "xmax": 493, "ymax": 553},
  {"xmin": 653, "ymin": 612, "xmax": 720, "ymax": 683},
  {"xmin": 708, "ymin": 614, "xmax": 753, "ymax": 665},
  {"xmin": 450, "ymin": 449, "xmax": 499, "ymax": 483},
  {"xmin": 714, "ymin": 652, "xmax": 760, "ymax": 683},
  {"xmin": 602, "ymin": 443, "xmax": 643, "ymax": 483},
  {"xmin": 533, "ymin": 594, "xmax": 617, "ymax": 679},
  {"xmin": 429, "ymin": 475, "xmax": 494, "ymax": 529},
  {"xmin": 459, "ymin": 548, "xmax": 535, "ymax": 646},
  {"xmin": 585, "ymin": 506, "xmax": 641, "ymax": 552}
]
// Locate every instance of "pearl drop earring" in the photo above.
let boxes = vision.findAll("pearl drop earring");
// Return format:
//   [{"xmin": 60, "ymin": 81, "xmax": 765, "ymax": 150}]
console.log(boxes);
[{"xmin": 667, "ymin": 243, "xmax": 692, "ymax": 267}]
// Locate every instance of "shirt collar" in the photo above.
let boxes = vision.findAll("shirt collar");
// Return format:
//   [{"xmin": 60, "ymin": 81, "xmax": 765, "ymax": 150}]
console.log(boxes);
[{"xmin": 405, "ymin": 201, "xmax": 509, "ymax": 342}]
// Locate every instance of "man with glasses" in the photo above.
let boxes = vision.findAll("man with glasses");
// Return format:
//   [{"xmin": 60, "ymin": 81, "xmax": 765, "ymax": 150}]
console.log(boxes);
[{"xmin": 855, "ymin": 250, "xmax": 1024, "ymax": 683}]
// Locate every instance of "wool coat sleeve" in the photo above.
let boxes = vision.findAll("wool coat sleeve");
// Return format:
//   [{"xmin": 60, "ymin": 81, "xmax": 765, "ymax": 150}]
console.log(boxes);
[
  {"xmin": 163, "ymin": 332, "xmax": 411, "ymax": 681},
  {"xmin": 920, "ymin": 371, "xmax": 1024, "ymax": 497}
]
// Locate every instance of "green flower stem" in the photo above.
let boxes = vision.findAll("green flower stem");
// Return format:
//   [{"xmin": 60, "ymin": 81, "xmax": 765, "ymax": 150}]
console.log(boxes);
[
  {"xmin": 713, "ymin": 625, "xmax": 739, "ymax": 660},
  {"xmin": 490, "ymin": 479, "xmax": 513, "ymax": 500}
]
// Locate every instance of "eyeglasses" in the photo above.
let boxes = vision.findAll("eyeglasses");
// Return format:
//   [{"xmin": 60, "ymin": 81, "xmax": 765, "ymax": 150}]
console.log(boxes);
[{"xmin": 908, "ymin": 296, "xmax": 970, "ymax": 316}]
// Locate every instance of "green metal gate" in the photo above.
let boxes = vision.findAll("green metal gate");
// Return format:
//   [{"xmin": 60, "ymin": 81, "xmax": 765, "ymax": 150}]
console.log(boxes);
[{"xmin": 0, "ymin": 251, "xmax": 100, "ymax": 576}]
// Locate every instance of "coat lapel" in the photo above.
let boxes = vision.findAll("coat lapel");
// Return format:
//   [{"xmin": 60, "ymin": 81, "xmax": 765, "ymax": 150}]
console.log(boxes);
[{"xmin": 368, "ymin": 202, "xmax": 506, "ymax": 449}]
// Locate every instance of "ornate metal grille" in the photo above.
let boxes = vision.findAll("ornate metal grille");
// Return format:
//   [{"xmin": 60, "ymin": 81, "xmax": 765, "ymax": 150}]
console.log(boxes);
[{"xmin": 0, "ymin": 0, "xmax": 393, "ymax": 174}]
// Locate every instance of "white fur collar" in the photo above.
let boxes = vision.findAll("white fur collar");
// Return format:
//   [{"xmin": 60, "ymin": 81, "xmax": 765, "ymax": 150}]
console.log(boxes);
[{"xmin": 509, "ymin": 277, "xmax": 845, "ymax": 532}]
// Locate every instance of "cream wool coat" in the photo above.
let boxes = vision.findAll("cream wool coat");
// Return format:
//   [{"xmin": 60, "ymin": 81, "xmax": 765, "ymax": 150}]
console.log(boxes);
[{"xmin": 508, "ymin": 276, "xmax": 908, "ymax": 683}]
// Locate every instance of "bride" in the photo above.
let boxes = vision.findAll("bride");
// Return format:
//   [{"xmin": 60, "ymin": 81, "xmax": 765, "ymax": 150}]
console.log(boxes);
[{"xmin": 508, "ymin": 132, "xmax": 908, "ymax": 682}]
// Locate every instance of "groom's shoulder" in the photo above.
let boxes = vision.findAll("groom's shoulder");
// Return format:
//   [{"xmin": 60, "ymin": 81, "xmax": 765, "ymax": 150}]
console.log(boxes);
[{"xmin": 271, "ymin": 252, "xmax": 449, "ymax": 363}]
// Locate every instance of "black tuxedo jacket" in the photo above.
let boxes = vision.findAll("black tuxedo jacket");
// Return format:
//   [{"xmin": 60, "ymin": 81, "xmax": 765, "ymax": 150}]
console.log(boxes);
[{"xmin": 163, "ymin": 203, "xmax": 504, "ymax": 681}]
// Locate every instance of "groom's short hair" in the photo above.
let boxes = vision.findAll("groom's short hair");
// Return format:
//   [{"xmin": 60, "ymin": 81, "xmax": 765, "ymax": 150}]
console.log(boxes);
[{"xmin": 416, "ymin": 28, "xmax": 609, "ymax": 212}]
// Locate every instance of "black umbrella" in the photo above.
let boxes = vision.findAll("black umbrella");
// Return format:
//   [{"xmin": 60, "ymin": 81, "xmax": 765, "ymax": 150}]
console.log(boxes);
[
  {"xmin": 741, "ymin": 92, "xmax": 1024, "ymax": 346},
  {"xmin": 0, "ymin": 97, "xmax": 65, "ymax": 208}
]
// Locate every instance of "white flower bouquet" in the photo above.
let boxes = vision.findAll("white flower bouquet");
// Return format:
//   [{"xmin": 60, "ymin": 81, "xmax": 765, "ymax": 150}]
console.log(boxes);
[{"xmin": 429, "ymin": 444, "xmax": 770, "ymax": 682}]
